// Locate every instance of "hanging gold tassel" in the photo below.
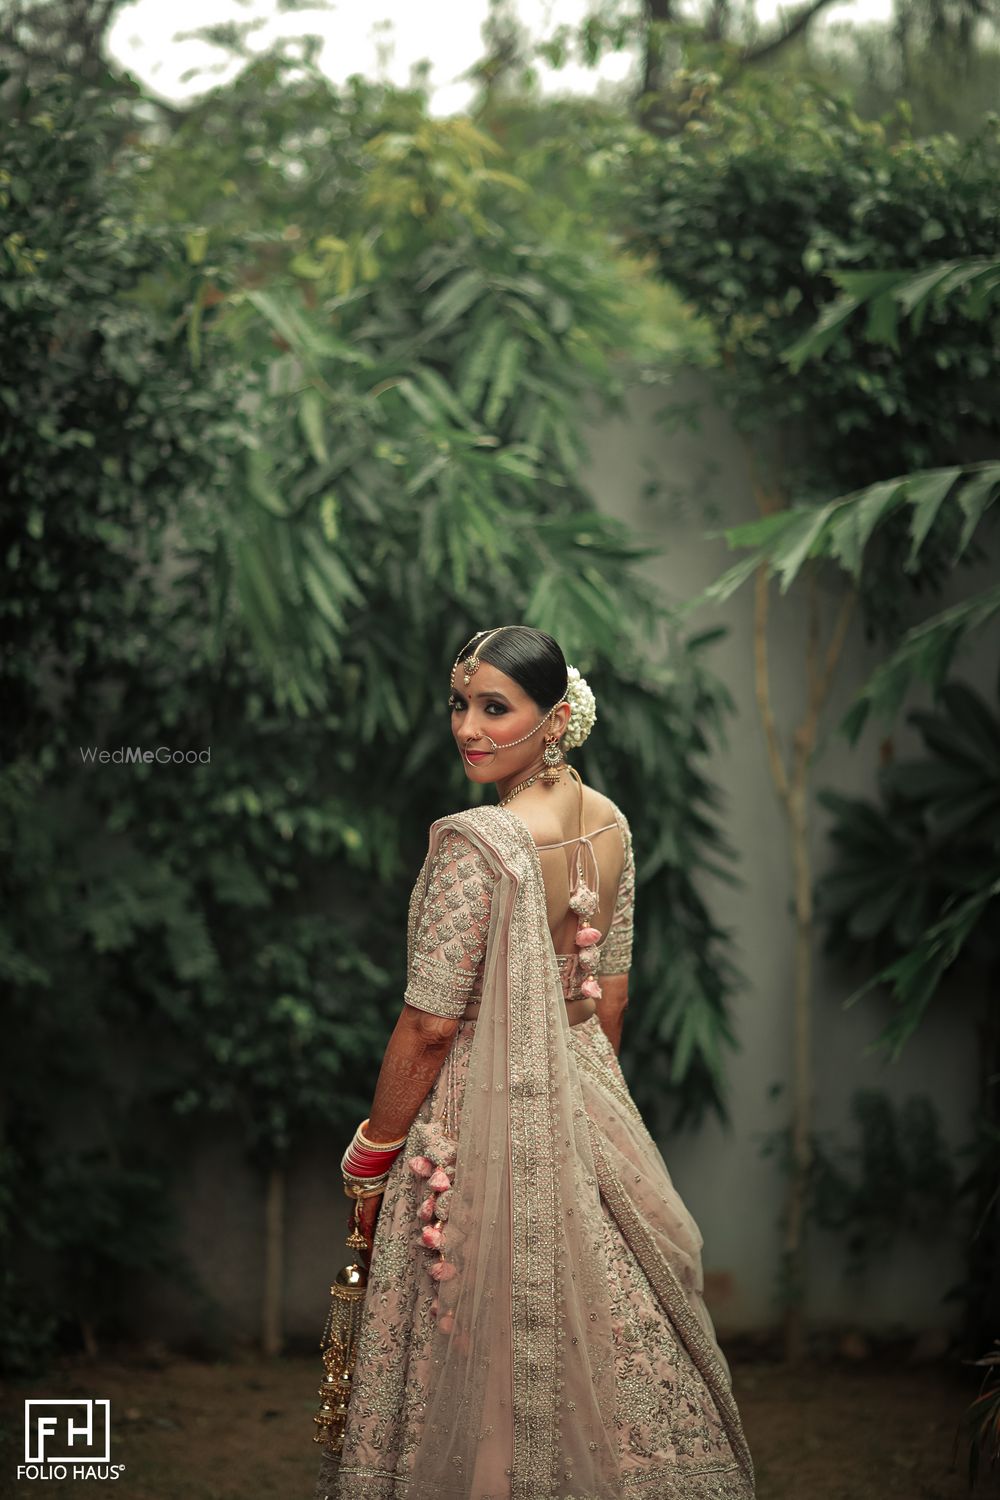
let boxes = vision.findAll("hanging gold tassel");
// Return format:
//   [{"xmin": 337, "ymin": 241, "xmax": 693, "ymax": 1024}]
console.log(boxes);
[{"xmin": 313, "ymin": 1201, "xmax": 370, "ymax": 1456}]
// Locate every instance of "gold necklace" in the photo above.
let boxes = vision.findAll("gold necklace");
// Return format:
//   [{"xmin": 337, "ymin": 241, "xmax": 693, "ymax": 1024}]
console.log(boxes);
[{"xmin": 499, "ymin": 771, "xmax": 540, "ymax": 807}]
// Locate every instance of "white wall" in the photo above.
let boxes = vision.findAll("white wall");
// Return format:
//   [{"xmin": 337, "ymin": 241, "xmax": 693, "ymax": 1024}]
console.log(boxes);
[{"xmin": 583, "ymin": 373, "xmax": 996, "ymax": 1335}]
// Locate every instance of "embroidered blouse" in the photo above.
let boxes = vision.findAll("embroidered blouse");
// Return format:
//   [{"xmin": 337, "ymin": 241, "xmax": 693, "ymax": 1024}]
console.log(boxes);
[
  {"xmin": 403, "ymin": 829, "xmax": 497, "ymax": 1020},
  {"xmin": 597, "ymin": 806, "xmax": 635, "ymax": 977},
  {"xmin": 403, "ymin": 808, "xmax": 635, "ymax": 1021}
]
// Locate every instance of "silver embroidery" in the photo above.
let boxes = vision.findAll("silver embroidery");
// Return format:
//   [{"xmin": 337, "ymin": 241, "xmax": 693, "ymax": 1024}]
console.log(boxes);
[
  {"xmin": 314, "ymin": 806, "xmax": 755, "ymax": 1500},
  {"xmin": 402, "ymin": 829, "xmax": 496, "ymax": 1020},
  {"xmin": 598, "ymin": 804, "xmax": 635, "ymax": 976}
]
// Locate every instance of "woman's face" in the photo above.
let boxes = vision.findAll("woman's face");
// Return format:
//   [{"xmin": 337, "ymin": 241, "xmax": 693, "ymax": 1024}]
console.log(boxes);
[{"xmin": 449, "ymin": 660, "xmax": 567, "ymax": 787}]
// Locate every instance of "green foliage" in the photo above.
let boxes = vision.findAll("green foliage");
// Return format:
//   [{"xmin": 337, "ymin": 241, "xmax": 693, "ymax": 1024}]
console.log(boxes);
[
  {"xmin": 131, "ymin": 55, "xmax": 744, "ymax": 1127},
  {"xmin": 774, "ymin": 256, "xmax": 1000, "ymax": 736},
  {"xmin": 693, "ymin": 461, "xmax": 1000, "ymax": 737},
  {"xmin": 1, "ymin": 1139, "xmax": 201, "ymax": 1359},
  {"xmin": 816, "ymin": 679, "xmax": 1000, "ymax": 1056},
  {"xmin": 806, "ymin": 1089, "xmax": 959, "ymax": 1277},
  {"xmin": 0, "ymin": 72, "xmax": 396, "ymax": 1365},
  {"xmin": 616, "ymin": 79, "xmax": 1000, "ymax": 637},
  {"xmin": 0, "ymin": 78, "xmax": 249, "ymax": 1369},
  {"xmin": 683, "ymin": 241, "xmax": 1000, "ymax": 736},
  {"xmin": 133, "ymin": 70, "xmax": 678, "ymax": 714},
  {"xmin": 808, "ymin": 18, "xmax": 1000, "ymax": 143},
  {"xmin": 0, "ymin": 0, "xmax": 136, "ymax": 95},
  {"xmin": 1, "ymin": 63, "xmax": 746, "ymax": 1360},
  {"xmin": 619, "ymin": 80, "xmax": 1000, "ymax": 475},
  {"xmin": 960, "ymin": 1343, "xmax": 1000, "ymax": 1488},
  {"xmin": 815, "ymin": 679, "xmax": 1000, "ymax": 1348},
  {"xmin": 785, "ymin": 256, "xmax": 1000, "ymax": 368}
]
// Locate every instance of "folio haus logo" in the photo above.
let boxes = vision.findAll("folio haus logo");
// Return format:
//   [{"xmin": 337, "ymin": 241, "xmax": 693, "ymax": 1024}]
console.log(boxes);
[{"xmin": 18, "ymin": 1399, "xmax": 126, "ymax": 1482}]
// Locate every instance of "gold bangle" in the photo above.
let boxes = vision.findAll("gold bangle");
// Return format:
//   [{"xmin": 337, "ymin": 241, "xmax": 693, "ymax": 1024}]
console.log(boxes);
[
  {"xmin": 343, "ymin": 1167, "xmax": 390, "ymax": 1190},
  {"xmin": 344, "ymin": 1181, "xmax": 388, "ymax": 1200},
  {"xmin": 357, "ymin": 1119, "xmax": 408, "ymax": 1151}
]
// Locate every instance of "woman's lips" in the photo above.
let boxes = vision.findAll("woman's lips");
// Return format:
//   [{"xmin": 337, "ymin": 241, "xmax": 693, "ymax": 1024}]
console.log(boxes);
[{"xmin": 464, "ymin": 749, "xmax": 491, "ymax": 763}]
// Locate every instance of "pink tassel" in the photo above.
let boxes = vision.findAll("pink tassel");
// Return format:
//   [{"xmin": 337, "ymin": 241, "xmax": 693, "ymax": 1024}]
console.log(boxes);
[
  {"xmin": 433, "ymin": 1189, "xmax": 451, "ymax": 1221},
  {"xmin": 429, "ymin": 1297, "xmax": 440, "ymax": 1318},
  {"xmin": 420, "ymin": 1122, "xmax": 457, "ymax": 1167},
  {"xmin": 417, "ymin": 1194, "xmax": 437, "ymax": 1224},
  {"xmin": 408, "ymin": 1155, "xmax": 434, "ymax": 1178},
  {"xmin": 575, "ymin": 926, "xmax": 602, "ymax": 946},
  {"xmin": 580, "ymin": 975, "xmax": 602, "ymax": 1000},
  {"xmin": 438, "ymin": 1311, "xmax": 455, "ymax": 1333},
  {"xmin": 427, "ymin": 1166, "xmax": 451, "ymax": 1191},
  {"xmin": 570, "ymin": 885, "xmax": 598, "ymax": 919},
  {"xmin": 421, "ymin": 1223, "xmax": 443, "ymax": 1249},
  {"xmin": 428, "ymin": 1258, "xmax": 457, "ymax": 1282}
]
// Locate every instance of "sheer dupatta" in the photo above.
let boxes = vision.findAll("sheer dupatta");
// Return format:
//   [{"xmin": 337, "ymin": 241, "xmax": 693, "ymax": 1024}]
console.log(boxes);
[
  {"xmin": 401, "ymin": 802, "xmax": 753, "ymax": 1500},
  {"xmin": 403, "ymin": 804, "xmax": 619, "ymax": 1500}
]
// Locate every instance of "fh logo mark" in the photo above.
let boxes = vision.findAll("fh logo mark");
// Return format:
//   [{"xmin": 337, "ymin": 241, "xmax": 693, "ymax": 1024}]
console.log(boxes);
[
  {"xmin": 26, "ymin": 1399, "xmax": 110, "ymax": 1463},
  {"xmin": 18, "ymin": 1400, "xmax": 125, "ymax": 1482}
]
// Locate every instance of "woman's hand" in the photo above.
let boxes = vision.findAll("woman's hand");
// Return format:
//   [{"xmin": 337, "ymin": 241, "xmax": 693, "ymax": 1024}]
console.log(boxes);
[{"xmin": 350, "ymin": 1191, "xmax": 384, "ymax": 1269}]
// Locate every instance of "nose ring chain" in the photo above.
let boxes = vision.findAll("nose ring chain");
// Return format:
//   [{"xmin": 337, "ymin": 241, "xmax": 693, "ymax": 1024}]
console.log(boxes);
[{"xmin": 462, "ymin": 708, "xmax": 556, "ymax": 760}]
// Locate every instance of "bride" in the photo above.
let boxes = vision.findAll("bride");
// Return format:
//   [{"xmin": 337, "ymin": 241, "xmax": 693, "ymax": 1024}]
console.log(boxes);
[{"xmin": 314, "ymin": 625, "xmax": 755, "ymax": 1500}]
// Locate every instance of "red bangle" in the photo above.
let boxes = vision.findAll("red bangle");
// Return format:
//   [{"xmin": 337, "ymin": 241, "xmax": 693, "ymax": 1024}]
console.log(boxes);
[
  {"xmin": 343, "ymin": 1144, "xmax": 403, "ymax": 1176},
  {"xmin": 342, "ymin": 1157, "xmax": 389, "ymax": 1180},
  {"xmin": 346, "ymin": 1143, "xmax": 403, "ymax": 1165},
  {"xmin": 342, "ymin": 1118, "xmax": 407, "ymax": 1185},
  {"xmin": 345, "ymin": 1158, "xmax": 390, "ymax": 1176}
]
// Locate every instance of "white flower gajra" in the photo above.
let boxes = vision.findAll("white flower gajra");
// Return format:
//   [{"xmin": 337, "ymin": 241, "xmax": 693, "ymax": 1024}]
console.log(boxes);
[{"xmin": 561, "ymin": 665, "xmax": 597, "ymax": 751}]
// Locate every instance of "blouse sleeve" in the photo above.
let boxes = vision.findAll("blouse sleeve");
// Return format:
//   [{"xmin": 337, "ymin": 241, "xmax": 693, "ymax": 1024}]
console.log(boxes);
[
  {"xmin": 403, "ymin": 828, "xmax": 496, "ymax": 1020},
  {"xmin": 597, "ymin": 809, "xmax": 635, "ymax": 976}
]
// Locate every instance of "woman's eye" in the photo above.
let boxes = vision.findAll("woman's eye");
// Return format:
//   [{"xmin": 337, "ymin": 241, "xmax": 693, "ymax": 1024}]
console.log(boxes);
[{"xmin": 448, "ymin": 698, "xmax": 505, "ymax": 714}]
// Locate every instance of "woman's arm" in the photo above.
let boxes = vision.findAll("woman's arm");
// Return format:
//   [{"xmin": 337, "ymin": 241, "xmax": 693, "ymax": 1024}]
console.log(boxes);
[
  {"xmin": 596, "ymin": 810, "xmax": 635, "ymax": 1058},
  {"xmin": 364, "ymin": 1004, "xmax": 459, "ymax": 1144},
  {"xmin": 352, "ymin": 1005, "xmax": 459, "ymax": 1257},
  {"xmin": 351, "ymin": 825, "xmax": 495, "ymax": 1257},
  {"xmin": 595, "ymin": 973, "xmax": 629, "ymax": 1057}
]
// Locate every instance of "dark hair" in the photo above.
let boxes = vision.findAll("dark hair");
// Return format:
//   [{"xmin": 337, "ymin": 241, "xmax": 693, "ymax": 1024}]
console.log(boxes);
[{"xmin": 455, "ymin": 626, "xmax": 568, "ymax": 710}]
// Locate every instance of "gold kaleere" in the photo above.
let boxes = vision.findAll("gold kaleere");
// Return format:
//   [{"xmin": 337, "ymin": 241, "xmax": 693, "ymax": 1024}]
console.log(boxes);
[{"xmin": 313, "ymin": 1200, "xmax": 371, "ymax": 1457}]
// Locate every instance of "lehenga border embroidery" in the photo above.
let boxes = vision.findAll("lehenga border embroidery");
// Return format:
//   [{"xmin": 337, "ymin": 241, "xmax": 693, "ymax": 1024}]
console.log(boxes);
[
  {"xmin": 588, "ymin": 1130, "xmax": 756, "ymax": 1494},
  {"xmin": 333, "ymin": 1468, "xmax": 750, "ymax": 1500},
  {"xmin": 509, "ymin": 927, "xmax": 564, "ymax": 1497},
  {"xmin": 334, "ymin": 1468, "xmax": 749, "ymax": 1500}
]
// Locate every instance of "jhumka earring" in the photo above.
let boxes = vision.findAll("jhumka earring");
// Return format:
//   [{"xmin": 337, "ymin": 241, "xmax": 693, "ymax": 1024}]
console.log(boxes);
[{"xmin": 540, "ymin": 723, "xmax": 564, "ymax": 785}]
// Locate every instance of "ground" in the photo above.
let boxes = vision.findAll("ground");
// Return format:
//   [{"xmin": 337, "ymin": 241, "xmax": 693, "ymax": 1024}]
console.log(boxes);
[{"xmin": 0, "ymin": 1345, "xmax": 984, "ymax": 1500}]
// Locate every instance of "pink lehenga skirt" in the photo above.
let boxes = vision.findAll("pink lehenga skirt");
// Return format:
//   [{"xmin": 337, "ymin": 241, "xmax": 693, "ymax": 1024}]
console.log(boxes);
[{"xmin": 314, "ymin": 1013, "xmax": 754, "ymax": 1500}]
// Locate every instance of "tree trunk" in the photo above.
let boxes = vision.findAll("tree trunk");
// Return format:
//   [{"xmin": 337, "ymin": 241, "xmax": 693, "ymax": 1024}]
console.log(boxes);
[
  {"xmin": 751, "ymin": 517, "xmax": 855, "ymax": 1364},
  {"xmin": 262, "ymin": 1160, "xmax": 285, "ymax": 1356},
  {"xmin": 783, "ymin": 749, "xmax": 814, "ymax": 1364},
  {"xmin": 637, "ymin": 0, "xmax": 678, "ymax": 136}
]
